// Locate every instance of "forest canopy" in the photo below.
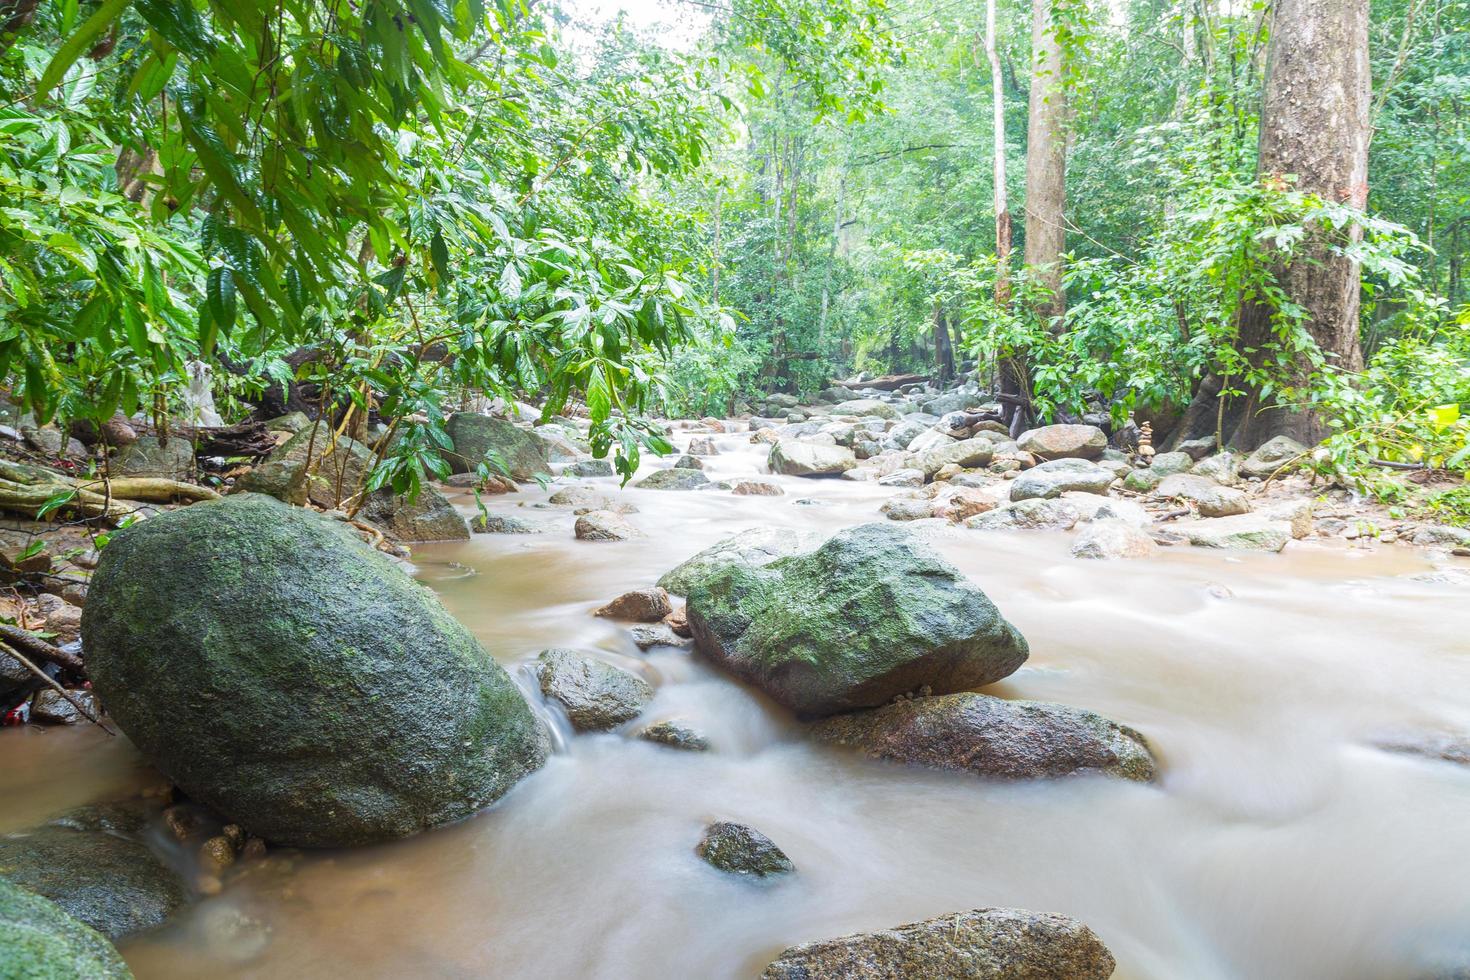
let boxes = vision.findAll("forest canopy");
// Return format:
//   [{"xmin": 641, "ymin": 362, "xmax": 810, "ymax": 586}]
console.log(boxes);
[{"xmin": 1, "ymin": 0, "xmax": 1467, "ymax": 509}]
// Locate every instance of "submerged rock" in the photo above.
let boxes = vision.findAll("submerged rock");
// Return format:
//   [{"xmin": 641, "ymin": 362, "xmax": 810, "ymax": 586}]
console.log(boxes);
[
  {"xmin": 0, "ymin": 878, "xmax": 132, "ymax": 979},
  {"xmin": 696, "ymin": 821, "xmax": 794, "ymax": 878},
  {"xmin": 760, "ymin": 907, "xmax": 1116, "ymax": 980},
  {"xmin": 444, "ymin": 413, "xmax": 551, "ymax": 481},
  {"xmin": 685, "ymin": 523, "xmax": 1028, "ymax": 716},
  {"xmin": 1183, "ymin": 513, "xmax": 1292, "ymax": 553},
  {"xmin": 637, "ymin": 719, "xmax": 711, "ymax": 752},
  {"xmin": 471, "ymin": 513, "xmax": 543, "ymax": 534},
  {"xmin": 732, "ymin": 480, "xmax": 784, "ymax": 497},
  {"xmin": 658, "ymin": 527, "xmax": 822, "ymax": 595},
  {"xmin": 768, "ymin": 440, "xmax": 857, "ymax": 477},
  {"xmin": 1070, "ymin": 518, "xmax": 1158, "ymax": 560},
  {"xmin": 635, "ymin": 468, "xmax": 710, "ymax": 491},
  {"xmin": 594, "ymin": 588, "xmax": 672, "ymax": 622},
  {"xmin": 566, "ymin": 458, "xmax": 614, "ymax": 478},
  {"xmin": 81, "ymin": 496, "xmax": 548, "ymax": 848},
  {"xmin": 1369, "ymin": 729, "xmax": 1470, "ymax": 768},
  {"xmin": 628, "ymin": 623, "xmax": 690, "ymax": 651},
  {"xmin": 575, "ymin": 510, "xmax": 641, "ymax": 541},
  {"xmin": 0, "ymin": 805, "xmax": 189, "ymax": 941},
  {"xmin": 965, "ymin": 498, "xmax": 1081, "ymax": 531},
  {"xmin": 1009, "ymin": 459, "xmax": 1115, "ymax": 501},
  {"xmin": 810, "ymin": 693, "xmax": 1156, "ymax": 782},
  {"xmin": 535, "ymin": 649, "xmax": 652, "ymax": 732}
]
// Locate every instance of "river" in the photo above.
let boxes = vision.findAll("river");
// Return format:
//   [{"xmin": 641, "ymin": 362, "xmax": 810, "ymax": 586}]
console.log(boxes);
[{"xmin": 3, "ymin": 423, "xmax": 1469, "ymax": 978}]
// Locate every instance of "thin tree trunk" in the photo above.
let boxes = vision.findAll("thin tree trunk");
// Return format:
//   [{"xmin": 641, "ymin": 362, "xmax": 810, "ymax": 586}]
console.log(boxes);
[
  {"xmin": 1023, "ymin": 0, "xmax": 1068, "ymax": 330},
  {"xmin": 932, "ymin": 304, "xmax": 955, "ymax": 383},
  {"xmin": 988, "ymin": 0, "xmax": 1027, "ymax": 432}
]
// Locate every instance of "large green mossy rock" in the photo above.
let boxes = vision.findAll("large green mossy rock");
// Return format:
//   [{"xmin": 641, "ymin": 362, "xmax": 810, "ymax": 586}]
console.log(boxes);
[
  {"xmin": 684, "ymin": 523, "xmax": 1029, "ymax": 716},
  {"xmin": 81, "ymin": 495, "xmax": 548, "ymax": 847},
  {"xmin": 0, "ymin": 878, "xmax": 132, "ymax": 980},
  {"xmin": 443, "ymin": 413, "xmax": 550, "ymax": 481}
]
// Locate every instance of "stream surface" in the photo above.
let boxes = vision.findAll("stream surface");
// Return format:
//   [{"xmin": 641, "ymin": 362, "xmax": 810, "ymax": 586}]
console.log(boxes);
[{"xmin": 3, "ymin": 425, "xmax": 1470, "ymax": 979}]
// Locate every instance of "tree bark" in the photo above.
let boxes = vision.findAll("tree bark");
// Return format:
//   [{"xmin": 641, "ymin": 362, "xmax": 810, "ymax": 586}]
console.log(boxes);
[
  {"xmin": 932, "ymin": 305, "xmax": 955, "ymax": 383},
  {"xmin": 1023, "ymin": 0, "xmax": 1068, "ymax": 328},
  {"xmin": 986, "ymin": 0, "xmax": 1030, "ymax": 433},
  {"xmin": 1182, "ymin": 0, "xmax": 1371, "ymax": 449}
]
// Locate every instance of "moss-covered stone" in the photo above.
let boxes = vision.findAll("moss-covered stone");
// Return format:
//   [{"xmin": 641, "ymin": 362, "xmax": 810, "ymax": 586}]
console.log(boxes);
[
  {"xmin": 761, "ymin": 907, "xmax": 1116, "ymax": 979},
  {"xmin": 0, "ymin": 804, "xmax": 188, "ymax": 941},
  {"xmin": 685, "ymin": 523, "xmax": 1028, "ymax": 716},
  {"xmin": 443, "ymin": 413, "xmax": 550, "ymax": 481},
  {"xmin": 534, "ymin": 649, "xmax": 652, "ymax": 732},
  {"xmin": 81, "ymin": 495, "xmax": 547, "ymax": 848},
  {"xmin": 696, "ymin": 822, "xmax": 793, "ymax": 878},
  {"xmin": 634, "ymin": 467, "xmax": 710, "ymax": 490},
  {"xmin": 0, "ymin": 878, "xmax": 132, "ymax": 980}
]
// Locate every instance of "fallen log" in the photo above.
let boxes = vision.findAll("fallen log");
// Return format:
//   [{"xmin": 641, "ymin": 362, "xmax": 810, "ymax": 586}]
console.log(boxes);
[
  {"xmin": 73, "ymin": 478, "xmax": 220, "ymax": 504},
  {"xmin": 834, "ymin": 373, "xmax": 929, "ymax": 392},
  {"xmin": 0, "ymin": 459, "xmax": 217, "ymax": 520},
  {"xmin": 0, "ymin": 624, "xmax": 83, "ymax": 674}
]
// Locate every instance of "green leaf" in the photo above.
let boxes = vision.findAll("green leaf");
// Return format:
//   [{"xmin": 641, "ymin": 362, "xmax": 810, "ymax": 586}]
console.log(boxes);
[{"xmin": 38, "ymin": 0, "xmax": 131, "ymax": 94}]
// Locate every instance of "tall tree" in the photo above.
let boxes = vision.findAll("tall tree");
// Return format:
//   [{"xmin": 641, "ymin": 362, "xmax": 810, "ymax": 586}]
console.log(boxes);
[
  {"xmin": 985, "ymin": 0, "xmax": 1027, "ymax": 433},
  {"xmin": 1023, "ymin": 0, "xmax": 1068, "ymax": 327}
]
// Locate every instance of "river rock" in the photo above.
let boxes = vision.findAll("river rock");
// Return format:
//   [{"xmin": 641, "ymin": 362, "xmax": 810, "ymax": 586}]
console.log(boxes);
[
  {"xmin": 1009, "ymin": 459, "xmax": 1116, "ymax": 501},
  {"xmin": 1154, "ymin": 474, "xmax": 1249, "ymax": 518},
  {"xmin": 28, "ymin": 689, "xmax": 96, "ymax": 724},
  {"xmin": 637, "ymin": 719, "xmax": 710, "ymax": 751},
  {"xmin": 1070, "ymin": 518, "xmax": 1158, "ymax": 560},
  {"xmin": 1240, "ymin": 435, "xmax": 1309, "ymax": 480},
  {"xmin": 760, "ymin": 907, "xmax": 1117, "ymax": 980},
  {"xmin": 535, "ymin": 649, "xmax": 652, "ymax": 732},
  {"xmin": 673, "ymin": 454, "xmax": 705, "ymax": 470},
  {"xmin": 0, "ymin": 805, "xmax": 189, "ymax": 940},
  {"xmin": 732, "ymin": 480, "xmax": 784, "ymax": 496},
  {"xmin": 915, "ymin": 438, "xmax": 994, "ymax": 480},
  {"xmin": 80, "ymin": 496, "xmax": 548, "ymax": 847},
  {"xmin": 357, "ymin": 485, "xmax": 469, "ymax": 541},
  {"xmin": 628, "ymin": 623, "xmax": 690, "ymax": 651},
  {"xmin": 1175, "ymin": 436, "xmax": 1218, "ymax": 460},
  {"xmin": 689, "ymin": 436, "xmax": 719, "ymax": 455},
  {"xmin": 966, "ymin": 498, "xmax": 1081, "ymax": 531},
  {"xmin": 635, "ymin": 468, "xmax": 710, "ymax": 490},
  {"xmin": 884, "ymin": 417, "xmax": 934, "ymax": 452},
  {"xmin": 1122, "ymin": 451, "xmax": 1194, "ymax": 492},
  {"xmin": 1191, "ymin": 451, "xmax": 1241, "ymax": 486},
  {"xmin": 566, "ymin": 459, "xmax": 614, "ymax": 478},
  {"xmin": 0, "ymin": 877, "xmax": 132, "ymax": 979},
  {"xmin": 931, "ymin": 486, "xmax": 999, "ymax": 523},
  {"xmin": 685, "ymin": 523, "xmax": 1028, "ymax": 716},
  {"xmin": 696, "ymin": 821, "xmax": 794, "ymax": 878},
  {"xmin": 768, "ymin": 441, "xmax": 857, "ymax": 477},
  {"xmin": 548, "ymin": 486, "xmax": 631, "ymax": 511},
  {"xmin": 594, "ymin": 588, "xmax": 672, "ymax": 622},
  {"xmin": 472, "ymin": 513, "xmax": 542, "ymax": 534},
  {"xmin": 1061, "ymin": 493, "xmax": 1150, "ymax": 528},
  {"xmin": 810, "ymin": 693, "xmax": 1156, "ymax": 782},
  {"xmin": 881, "ymin": 496, "xmax": 934, "ymax": 522},
  {"xmin": 831, "ymin": 399, "xmax": 898, "ymax": 420},
  {"xmin": 658, "ymin": 527, "xmax": 823, "ymax": 595},
  {"xmin": 575, "ymin": 510, "xmax": 641, "ymax": 541},
  {"xmin": 112, "ymin": 435, "xmax": 195, "ymax": 480},
  {"xmin": 444, "ymin": 413, "xmax": 550, "ymax": 480},
  {"xmin": 1015, "ymin": 424, "xmax": 1107, "ymax": 461},
  {"xmin": 877, "ymin": 468, "xmax": 924, "ymax": 488},
  {"xmin": 1369, "ymin": 729, "xmax": 1470, "ymax": 767},
  {"xmin": 1183, "ymin": 513, "xmax": 1292, "ymax": 552},
  {"xmin": 1412, "ymin": 525, "xmax": 1470, "ymax": 548}
]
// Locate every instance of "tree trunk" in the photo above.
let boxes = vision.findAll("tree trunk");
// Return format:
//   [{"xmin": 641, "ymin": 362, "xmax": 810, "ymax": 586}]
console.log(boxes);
[
  {"xmin": 986, "ymin": 0, "xmax": 1030, "ymax": 434},
  {"xmin": 932, "ymin": 305, "xmax": 955, "ymax": 383},
  {"xmin": 1181, "ymin": 0, "xmax": 1371, "ymax": 449},
  {"xmin": 1023, "ymin": 0, "xmax": 1068, "ymax": 329}
]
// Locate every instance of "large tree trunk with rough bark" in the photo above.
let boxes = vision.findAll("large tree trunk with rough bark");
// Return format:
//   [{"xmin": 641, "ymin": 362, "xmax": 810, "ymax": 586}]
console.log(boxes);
[
  {"xmin": 987, "ymin": 0, "xmax": 1030, "ymax": 435},
  {"xmin": 1023, "ymin": 0, "xmax": 1068, "ymax": 329},
  {"xmin": 1178, "ymin": 0, "xmax": 1371, "ymax": 450}
]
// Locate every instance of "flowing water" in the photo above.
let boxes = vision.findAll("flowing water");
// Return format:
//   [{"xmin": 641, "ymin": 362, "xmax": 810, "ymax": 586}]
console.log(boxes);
[{"xmin": 3, "ymin": 426, "xmax": 1470, "ymax": 978}]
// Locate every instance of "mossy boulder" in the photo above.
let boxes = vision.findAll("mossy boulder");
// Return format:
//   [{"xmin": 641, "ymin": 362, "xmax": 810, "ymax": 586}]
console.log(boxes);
[
  {"xmin": 443, "ymin": 413, "xmax": 550, "ymax": 481},
  {"xmin": 657, "ymin": 527, "xmax": 822, "ymax": 596},
  {"xmin": 81, "ymin": 495, "xmax": 548, "ymax": 848},
  {"xmin": 0, "ymin": 878, "xmax": 132, "ymax": 980},
  {"xmin": 685, "ymin": 523, "xmax": 1029, "ymax": 716},
  {"xmin": 0, "ymin": 804, "xmax": 188, "ymax": 941},
  {"xmin": 696, "ymin": 821, "xmax": 794, "ymax": 878}
]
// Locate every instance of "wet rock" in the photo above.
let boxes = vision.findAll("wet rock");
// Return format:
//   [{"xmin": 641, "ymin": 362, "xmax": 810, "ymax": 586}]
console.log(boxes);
[
  {"xmin": 532, "ymin": 425, "xmax": 590, "ymax": 462},
  {"xmin": 566, "ymin": 458, "xmax": 614, "ymax": 478},
  {"xmin": 575, "ymin": 510, "xmax": 641, "ymax": 541},
  {"xmin": 732, "ymin": 480, "xmax": 784, "ymax": 497},
  {"xmin": 1413, "ymin": 525, "xmax": 1470, "ymax": 548},
  {"xmin": 22, "ymin": 422, "xmax": 87, "ymax": 458},
  {"xmin": 0, "ymin": 807, "xmax": 189, "ymax": 941},
  {"xmin": 1015, "ymin": 424, "xmax": 1107, "ymax": 461},
  {"xmin": 443, "ymin": 472, "xmax": 518, "ymax": 494},
  {"xmin": 760, "ymin": 907, "xmax": 1117, "ymax": 980},
  {"xmin": 1071, "ymin": 519, "xmax": 1158, "ymax": 560},
  {"xmin": 637, "ymin": 719, "xmax": 711, "ymax": 752},
  {"xmin": 443, "ymin": 413, "xmax": 551, "ymax": 481},
  {"xmin": 535, "ymin": 649, "xmax": 652, "ymax": 732},
  {"xmin": 664, "ymin": 606, "xmax": 691, "ymax": 637},
  {"xmin": 915, "ymin": 438, "xmax": 994, "ymax": 480},
  {"xmin": 673, "ymin": 454, "xmax": 705, "ymax": 470},
  {"xmin": 43, "ymin": 602, "xmax": 83, "ymax": 642},
  {"xmin": 471, "ymin": 513, "xmax": 543, "ymax": 534},
  {"xmin": 1175, "ymin": 436, "xmax": 1218, "ymax": 460},
  {"xmin": 1183, "ymin": 513, "xmax": 1292, "ymax": 553},
  {"xmin": 878, "ymin": 468, "xmax": 925, "ymax": 488},
  {"xmin": 198, "ymin": 836, "xmax": 236, "ymax": 876},
  {"xmin": 965, "ymin": 498, "xmax": 1081, "ymax": 531},
  {"xmin": 1154, "ymin": 473, "xmax": 1250, "ymax": 518},
  {"xmin": 831, "ymin": 399, "xmax": 898, "ymax": 420},
  {"xmin": 549, "ymin": 486, "xmax": 629, "ymax": 510},
  {"xmin": 880, "ymin": 496, "xmax": 934, "ymax": 522},
  {"xmin": 0, "ymin": 649, "xmax": 29, "ymax": 699},
  {"xmin": 28, "ymin": 689, "xmax": 96, "ymax": 725},
  {"xmin": 81, "ymin": 496, "xmax": 548, "ymax": 848},
  {"xmin": 811, "ymin": 693, "xmax": 1156, "ymax": 782},
  {"xmin": 696, "ymin": 821, "xmax": 794, "ymax": 878},
  {"xmin": 1009, "ymin": 459, "xmax": 1116, "ymax": 501},
  {"xmin": 1191, "ymin": 451, "xmax": 1241, "ymax": 486},
  {"xmin": 0, "ymin": 877, "xmax": 132, "ymax": 979},
  {"xmin": 112, "ymin": 435, "xmax": 195, "ymax": 480},
  {"xmin": 1062, "ymin": 493, "xmax": 1150, "ymax": 528},
  {"xmin": 261, "ymin": 411, "xmax": 312, "ymax": 435},
  {"xmin": 685, "ymin": 523, "xmax": 1028, "ymax": 716},
  {"xmin": 357, "ymin": 484, "xmax": 469, "ymax": 542},
  {"xmin": 594, "ymin": 588, "xmax": 672, "ymax": 623},
  {"xmin": 930, "ymin": 487, "xmax": 998, "ymax": 523},
  {"xmin": 659, "ymin": 527, "xmax": 823, "ymax": 595},
  {"xmin": 635, "ymin": 468, "xmax": 710, "ymax": 491},
  {"xmin": 1122, "ymin": 451, "xmax": 1194, "ymax": 492},
  {"xmin": 1369, "ymin": 729, "xmax": 1470, "ymax": 767},
  {"xmin": 628, "ymin": 623, "xmax": 690, "ymax": 651},
  {"xmin": 750, "ymin": 428, "xmax": 782, "ymax": 446},
  {"xmin": 768, "ymin": 440, "xmax": 857, "ymax": 477},
  {"xmin": 689, "ymin": 436, "xmax": 720, "ymax": 455},
  {"xmin": 1240, "ymin": 435, "xmax": 1309, "ymax": 480}
]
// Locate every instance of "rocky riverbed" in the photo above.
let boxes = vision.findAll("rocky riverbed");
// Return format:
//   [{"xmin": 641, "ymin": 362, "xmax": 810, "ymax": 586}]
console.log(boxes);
[{"xmin": 2, "ymin": 384, "xmax": 1470, "ymax": 979}]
